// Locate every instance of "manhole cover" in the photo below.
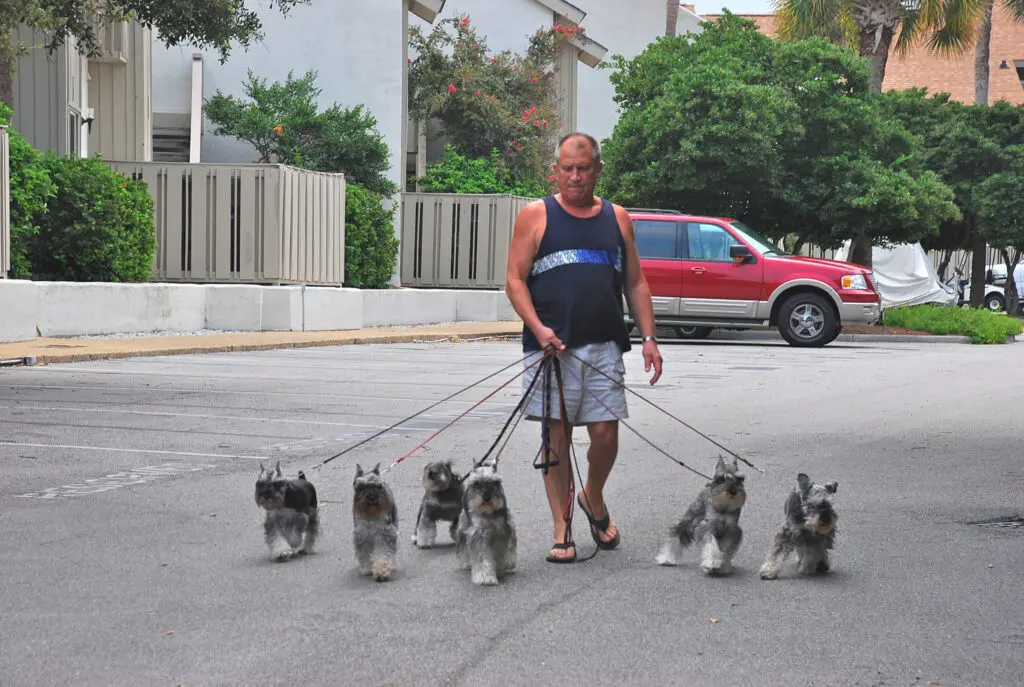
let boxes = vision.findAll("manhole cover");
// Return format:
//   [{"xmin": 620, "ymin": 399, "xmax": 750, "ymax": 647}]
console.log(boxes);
[{"xmin": 971, "ymin": 517, "xmax": 1024, "ymax": 531}]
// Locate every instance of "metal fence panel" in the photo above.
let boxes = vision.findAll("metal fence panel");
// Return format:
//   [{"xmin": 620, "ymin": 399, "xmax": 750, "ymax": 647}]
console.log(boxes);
[
  {"xmin": 0, "ymin": 127, "xmax": 9, "ymax": 278},
  {"xmin": 400, "ymin": 192, "xmax": 537, "ymax": 289},
  {"xmin": 106, "ymin": 161, "xmax": 345, "ymax": 285}
]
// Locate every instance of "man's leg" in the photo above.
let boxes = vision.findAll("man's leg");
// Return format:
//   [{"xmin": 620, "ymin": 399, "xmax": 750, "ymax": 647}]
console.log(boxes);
[
  {"xmin": 580, "ymin": 420, "xmax": 619, "ymax": 546},
  {"xmin": 575, "ymin": 342, "xmax": 628, "ymax": 548},
  {"xmin": 542, "ymin": 419, "xmax": 575, "ymax": 560}
]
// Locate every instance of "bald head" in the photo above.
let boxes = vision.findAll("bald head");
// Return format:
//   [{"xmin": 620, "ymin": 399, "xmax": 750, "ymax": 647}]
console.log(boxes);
[{"xmin": 555, "ymin": 132, "xmax": 602, "ymax": 165}]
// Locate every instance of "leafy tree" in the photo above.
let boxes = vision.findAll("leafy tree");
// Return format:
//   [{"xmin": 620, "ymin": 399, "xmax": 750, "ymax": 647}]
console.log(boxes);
[
  {"xmin": 343, "ymin": 183, "xmax": 399, "ymax": 289},
  {"xmin": 974, "ymin": 146, "xmax": 1024, "ymax": 314},
  {"xmin": 205, "ymin": 69, "xmax": 396, "ymax": 195},
  {"xmin": 600, "ymin": 13, "xmax": 959, "ymax": 267},
  {"xmin": 408, "ymin": 14, "xmax": 573, "ymax": 189},
  {"xmin": 0, "ymin": 0, "xmax": 310, "ymax": 108}
]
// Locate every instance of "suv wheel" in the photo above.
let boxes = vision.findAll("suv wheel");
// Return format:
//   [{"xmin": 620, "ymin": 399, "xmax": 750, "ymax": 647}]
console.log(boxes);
[
  {"xmin": 985, "ymin": 293, "xmax": 1005, "ymax": 312},
  {"xmin": 778, "ymin": 293, "xmax": 838, "ymax": 347},
  {"xmin": 675, "ymin": 326, "xmax": 712, "ymax": 339}
]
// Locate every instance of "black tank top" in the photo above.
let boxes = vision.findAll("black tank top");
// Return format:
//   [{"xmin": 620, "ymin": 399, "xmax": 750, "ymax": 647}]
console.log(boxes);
[{"xmin": 522, "ymin": 195, "xmax": 632, "ymax": 354}]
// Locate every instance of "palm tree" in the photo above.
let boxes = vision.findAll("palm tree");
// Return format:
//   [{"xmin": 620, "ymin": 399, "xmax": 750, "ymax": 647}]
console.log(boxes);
[{"xmin": 667, "ymin": 0, "xmax": 680, "ymax": 36}]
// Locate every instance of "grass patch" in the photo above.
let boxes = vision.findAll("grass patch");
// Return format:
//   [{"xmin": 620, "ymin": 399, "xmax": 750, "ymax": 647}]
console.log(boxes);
[{"xmin": 882, "ymin": 304, "xmax": 1024, "ymax": 344}]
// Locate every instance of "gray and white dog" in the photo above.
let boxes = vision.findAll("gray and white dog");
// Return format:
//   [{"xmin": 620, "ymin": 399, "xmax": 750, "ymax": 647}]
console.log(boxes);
[
  {"xmin": 759, "ymin": 473, "xmax": 839, "ymax": 580},
  {"xmin": 352, "ymin": 463, "xmax": 399, "ymax": 582},
  {"xmin": 254, "ymin": 462, "xmax": 319, "ymax": 562},
  {"xmin": 656, "ymin": 455, "xmax": 747, "ymax": 575},
  {"xmin": 411, "ymin": 460, "xmax": 465, "ymax": 549},
  {"xmin": 455, "ymin": 459, "xmax": 517, "ymax": 586}
]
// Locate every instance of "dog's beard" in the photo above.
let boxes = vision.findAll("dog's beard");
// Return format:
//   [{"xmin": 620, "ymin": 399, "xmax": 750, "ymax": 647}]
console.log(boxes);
[
  {"xmin": 709, "ymin": 485, "xmax": 746, "ymax": 512},
  {"xmin": 255, "ymin": 488, "xmax": 286, "ymax": 510},
  {"xmin": 804, "ymin": 509, "xmax": 837, "ymax": 535},
  {"xmin": 466, "ymin": 492, "xmax": 505, "ymax": 515},
  {"xmin": 423, "ymin": 473, "xmax": 452, "ymax": 492},
  {"xmin": 354, "ymin": 490, "xmax": 392, "ymax": 519}
]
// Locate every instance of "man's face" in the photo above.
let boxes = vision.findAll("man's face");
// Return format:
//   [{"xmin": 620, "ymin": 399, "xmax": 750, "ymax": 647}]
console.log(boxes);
[{"xmin": 553, "ymin": 141, "xmax": 602, "ymax": 205}]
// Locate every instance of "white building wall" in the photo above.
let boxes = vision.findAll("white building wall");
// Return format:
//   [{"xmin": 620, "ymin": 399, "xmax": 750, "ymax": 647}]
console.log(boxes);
[
  {"xmin": 151, "ymin": 1, "xmax": 408, "ymax": 195},
  {"xmin": 414, "ymin": 0, "xmax": 553, "ymax": 55},
  {"xmin": 576, "ymin": 0, "xmax": 704, "ymax": 144}
]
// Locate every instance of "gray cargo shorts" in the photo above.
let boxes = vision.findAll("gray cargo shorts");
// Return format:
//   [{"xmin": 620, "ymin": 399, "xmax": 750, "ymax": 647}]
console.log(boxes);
[{"xmin": 521, "ymin": 341, "xmax": 628, "ymax": 426}]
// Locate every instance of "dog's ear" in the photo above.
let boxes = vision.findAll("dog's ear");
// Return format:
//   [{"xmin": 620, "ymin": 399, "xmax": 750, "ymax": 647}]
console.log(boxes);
[
  {"xmin": 797, "ymin": 473, "xmax": 811, "ymax": 494},
  {"xmin": 714, "ymin": 455, "xmax": 727, "ymax": 475},
  {"xmin": 825, "ymin": 481, "xmax": 838, "ymax": 495},
  {"xmin": 274, "ymin": 461, "xmax": 282, "ymax": 477},
  {"xmin": 372, "ymin": 463, "xmax": 381, "ymax": 475},
  {"xmin": 355, "ymin": 463, "xmax": 364, "ymax": 479},
  {"xmin": 259, "ymin": 463, "xmax": 266, "ymax": 475}
]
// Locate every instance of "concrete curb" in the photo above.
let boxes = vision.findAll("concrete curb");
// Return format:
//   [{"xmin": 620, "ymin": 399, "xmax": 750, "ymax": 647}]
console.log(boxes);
[
  {"xmin": 0, "ymin": 323, "xmax": 524, "ymax": 366},
  {"xmin": 701, "ymin": 330, "xmax": 981, "ymax": 345}
]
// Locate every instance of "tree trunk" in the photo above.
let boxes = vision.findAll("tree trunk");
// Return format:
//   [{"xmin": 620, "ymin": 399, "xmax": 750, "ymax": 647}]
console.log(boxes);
[
  {"xmin": 1001, "ymin": 249, "xmax": 1021, "ymax": 316},
  {"xmin": 859, "ymin": 24, "xmax": 895, "ymax": 93},
  {"xmin": 975, "ymin": 0, "xmax": 994, "ymax": 106},
  {"xmin": 937, "ymin": 250, "xmax": 952, "ymax": 281},
  {"xmin": 969, "ymin": 219, "xmax": 986, "ymax": 307},
  {"xmin": 666, "ymin": 0, "xmax": 679, "ymax": 37},
  {"xmin": 850, "ymin": 232, "xmax": 873, "ymax": 268},
  {"xmin": 0, "ymin": 56, "xmax": 14, "ymax": 110}
]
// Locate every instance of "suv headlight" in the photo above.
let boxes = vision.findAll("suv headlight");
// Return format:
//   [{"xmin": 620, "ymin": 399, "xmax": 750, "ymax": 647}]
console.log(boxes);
[{"xmin": 841, "ymin": 274, "xmax": 869, "ymax": 290}]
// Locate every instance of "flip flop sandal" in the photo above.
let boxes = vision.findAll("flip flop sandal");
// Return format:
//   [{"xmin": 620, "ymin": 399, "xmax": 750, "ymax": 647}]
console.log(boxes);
[
  {"xmin": 577, "ymin": 494, "xmax": 620, "ymax": 550},
  {"xmin": 545, "ymin": 541, "xmax": 577, "ymax": 564}
]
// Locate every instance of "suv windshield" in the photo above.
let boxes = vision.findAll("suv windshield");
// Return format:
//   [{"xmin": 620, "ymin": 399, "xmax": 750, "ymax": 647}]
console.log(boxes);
[{"xmin": 729, "ymin": 221, "xmax": 791, "ymax": 257}]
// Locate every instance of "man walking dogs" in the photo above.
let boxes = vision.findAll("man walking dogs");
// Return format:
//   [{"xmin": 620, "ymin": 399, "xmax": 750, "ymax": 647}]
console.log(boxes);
[{"xmin": 505, "ymin": 132, "xmax": 663, "ymax": 563}]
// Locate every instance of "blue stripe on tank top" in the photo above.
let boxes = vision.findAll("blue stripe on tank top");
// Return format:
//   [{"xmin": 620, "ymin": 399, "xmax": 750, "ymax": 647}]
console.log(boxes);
[{"xmin": 530, "ymin": 248, "xmax": 623, "ymax": 277}]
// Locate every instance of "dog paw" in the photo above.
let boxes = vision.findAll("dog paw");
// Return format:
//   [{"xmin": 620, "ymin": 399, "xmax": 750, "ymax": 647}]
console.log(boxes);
[
  {"xmin": 372, "ymin": 560, "xmax": 394, "ymax": 582},
  {"xmin": 655, "ymin": 549, "xmax": 678, "ymax": 567},
  {"xmin": 471, "ymin": 571, "xmax": 499, "ymax": 586},
  {"xmin": 816, "ymin": 560, "xmax": 830, "ymax": 574},
  {"xmin": 758, "ymin": 564, "xmax": 779, "ymax": 580}
]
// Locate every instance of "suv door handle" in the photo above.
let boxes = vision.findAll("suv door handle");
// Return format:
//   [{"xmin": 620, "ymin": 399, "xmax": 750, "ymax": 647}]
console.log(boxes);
[{"xmin": 691, "ymin": 267, "xmax": 706, "ymax": 274}]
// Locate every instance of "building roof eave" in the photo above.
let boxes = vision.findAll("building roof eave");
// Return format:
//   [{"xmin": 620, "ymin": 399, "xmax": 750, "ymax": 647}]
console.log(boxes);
[
  {"xmin": 531, "ymin": 0, "xmax": 586, "ymax": 24},
  {"xmin": 409, "ymin": 0, "xmax": 446, "ymax": 23},
  {"xmin": 570, "ymin": 34, "xmax": 608, "ymax": 67}
]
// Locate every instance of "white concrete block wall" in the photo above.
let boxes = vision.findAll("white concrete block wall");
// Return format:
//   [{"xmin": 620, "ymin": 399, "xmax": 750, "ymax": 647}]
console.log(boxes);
[
  {"xmin": 303, "ymin": 287, "xmax": 363, "ymax": 332},
  {"xmin": 261, "ymin": 286, "xmax": 304, "ymax": 332},
  {"xmin": 35, "ymin": 283, "xmax": 207, "ymax": 337},
  {"xmin": 362, "ymin": 289, "xmax": 459, "ymax": 327},
  {"xmin": 205, "ymin": 285, "xmax": 265, "ymax": 331},
  {"xmin": 0, "ymin": 282, "xmax": 521, "ymax": 343},
  {"xmin": 0, "ymin": 280, "xmax": 40, "ymax": 343}
]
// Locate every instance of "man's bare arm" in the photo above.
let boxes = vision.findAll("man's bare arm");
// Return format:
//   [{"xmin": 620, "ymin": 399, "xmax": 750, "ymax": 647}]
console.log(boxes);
[
  {"xmin": 614, "ymin": 205, "xmax": 656, "ymax": 339},
  {"xmin": 505, "ymin": 201, "xmax": 547, "ymax": 337}
]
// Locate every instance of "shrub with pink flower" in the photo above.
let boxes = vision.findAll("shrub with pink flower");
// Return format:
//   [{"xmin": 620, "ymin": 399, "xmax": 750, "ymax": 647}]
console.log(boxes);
[{"xmin": 408, "ymin": 14, "xmax": 575, "ymax": 192}]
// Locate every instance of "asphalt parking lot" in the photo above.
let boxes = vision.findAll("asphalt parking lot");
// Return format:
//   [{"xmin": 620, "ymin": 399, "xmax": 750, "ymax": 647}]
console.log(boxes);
[{"xmin": 1, "ymin": 337, "xmax": 1022, "ymax": 687}]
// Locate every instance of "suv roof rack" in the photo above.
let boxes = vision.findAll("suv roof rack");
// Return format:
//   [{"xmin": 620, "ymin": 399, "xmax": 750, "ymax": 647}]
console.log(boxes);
[{"xmin": 626, "ymin": 207, "xmax": 685, "ymax": 215}]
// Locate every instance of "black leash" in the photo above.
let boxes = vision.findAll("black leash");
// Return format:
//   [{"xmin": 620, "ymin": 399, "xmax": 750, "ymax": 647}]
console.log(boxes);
[{"xmin": 310, "ymin": 351, "xmax": 536, "ymax": 473}]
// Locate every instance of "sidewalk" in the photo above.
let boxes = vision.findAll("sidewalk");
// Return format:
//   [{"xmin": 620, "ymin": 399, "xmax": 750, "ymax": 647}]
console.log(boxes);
[{"xmin": 0, "ymin": 322, "xmax": 525, "ymax": 365}]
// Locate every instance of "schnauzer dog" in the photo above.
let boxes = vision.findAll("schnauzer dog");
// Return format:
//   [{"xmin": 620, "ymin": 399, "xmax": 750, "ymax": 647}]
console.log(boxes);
[
  {"xmin": 655, "ymin": 455, "xmax": 747, "ymax": 575},
  {"xmin": 352, "ymin": 463, "xmax": 399, "ymax": 582},
  {"xmin": 455, "ymin": 460, "xmax": 517, "ymax": 586},
  {"xmin": 758, "ymin": 473, "xmax": 839, "ymax": 580},
  {"xmin": 254, "ymin": 462, "xmax": 319, "ymax": 562},
  {"xmin": 411, "ymin": 460, "xmax": 465, "ymax": 549}
]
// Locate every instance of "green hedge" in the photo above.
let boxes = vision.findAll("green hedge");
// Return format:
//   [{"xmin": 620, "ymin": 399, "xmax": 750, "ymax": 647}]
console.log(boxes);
[
  {"xmin": 416, "ymin": 145, "xmax": 545, "ymax": 197},
  {"xmin": 883, "ymin": 304, "xmax": 1024, "ymax": 344},
  {"xmin": 28, "ymin": 155, "xmax": 156, "ymax": 282},
  {"xmin": 3, "ymin": 107, "xmax": 157, "ymax": 283},
  {"xmin": 344, "ymin": 182, "xmax": 399, "ymax": 289}
]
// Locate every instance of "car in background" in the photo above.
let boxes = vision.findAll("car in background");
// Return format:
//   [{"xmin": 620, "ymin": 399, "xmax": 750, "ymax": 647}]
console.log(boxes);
[
  {"xmin": 962, "ymin": 263, "xmax": 1024, "ymax": 313},
  {"xmin": 624, "ymin": 209, "xmax": 882, "ymax": 347}
]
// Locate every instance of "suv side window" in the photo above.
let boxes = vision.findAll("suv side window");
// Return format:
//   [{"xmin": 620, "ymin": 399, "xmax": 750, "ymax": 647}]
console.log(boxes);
[
  {"xmin": 685, "ymin": 223, "xmax": 740, "ymax": 262},
  {"xmin": 634, "ymin": 220, "xmax": 682, "ymax": 260}
]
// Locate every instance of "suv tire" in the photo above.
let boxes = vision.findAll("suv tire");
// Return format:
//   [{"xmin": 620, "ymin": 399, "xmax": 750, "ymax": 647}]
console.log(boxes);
[
  {"xmin": 778, "ymin": 292, "xmax": 838, "ymax": 347},
  {"xmin": 675, "ymin": 326, "xmax": 713, "ymax": 339}
]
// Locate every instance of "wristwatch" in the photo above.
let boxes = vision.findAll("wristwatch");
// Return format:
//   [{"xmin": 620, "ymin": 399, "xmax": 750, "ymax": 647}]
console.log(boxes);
[{"xmin": 642, "ymin": 335, "xmax": 657, "ymax": 343}]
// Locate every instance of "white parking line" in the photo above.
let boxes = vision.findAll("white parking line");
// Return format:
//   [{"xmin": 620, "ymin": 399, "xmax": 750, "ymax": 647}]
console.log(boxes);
[
  {"xmin": 0, "ymin": 441, "xmax": 272, "ymax": 461},
  {"xmin": 12, "ymin": 463, "xmax": 217, "ymax": 499},
  {"xmin": 0, "ymin": 404, "xmax": 436, "ymax": 431},
  {"xmin": 0, "ymin": 383, "xmax": 521, "ymax": 406}
]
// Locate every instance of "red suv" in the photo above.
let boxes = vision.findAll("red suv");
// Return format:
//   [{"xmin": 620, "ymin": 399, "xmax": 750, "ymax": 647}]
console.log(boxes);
[{"xmin": 625, "ymin": 209, "xmax": 881, "ymax": 347}]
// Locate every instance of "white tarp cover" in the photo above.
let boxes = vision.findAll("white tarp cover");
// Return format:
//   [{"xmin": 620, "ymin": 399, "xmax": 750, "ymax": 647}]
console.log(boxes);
[{"xmin": 834, "ymin": 241, "xmax": 955, "ymax": 309}]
